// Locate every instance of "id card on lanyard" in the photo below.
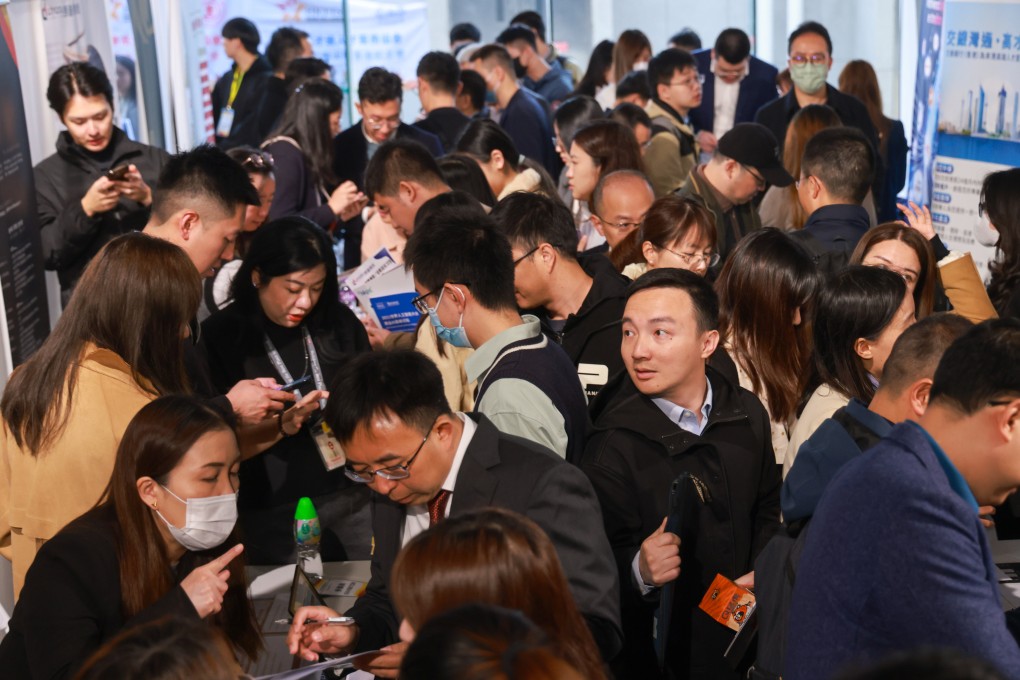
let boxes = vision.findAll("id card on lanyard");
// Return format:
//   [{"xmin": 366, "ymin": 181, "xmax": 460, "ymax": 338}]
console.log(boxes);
[
  {"xmin": 216, "ymin": 69, "xmax": 245, "ymax": 138},
  {"xmin": 263, "ymin": 328, "xmax": 346, "ymax": 471}
]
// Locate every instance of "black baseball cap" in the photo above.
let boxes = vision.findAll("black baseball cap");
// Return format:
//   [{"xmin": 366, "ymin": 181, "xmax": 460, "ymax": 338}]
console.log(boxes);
[{"xmin": 717, "ymin": 123, "xmax": 794, "ymax": 187}]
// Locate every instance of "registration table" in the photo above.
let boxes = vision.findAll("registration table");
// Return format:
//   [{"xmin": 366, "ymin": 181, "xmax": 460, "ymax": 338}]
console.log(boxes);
[{"xmin": 244, "ymin": 561, "xmax": 371, "ymax": 678}]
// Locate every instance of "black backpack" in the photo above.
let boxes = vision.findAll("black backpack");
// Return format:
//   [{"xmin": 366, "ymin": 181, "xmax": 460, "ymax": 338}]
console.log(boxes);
[{"xmin": 747, "ymin": 519, "xmax": 811, "ymax": 680}]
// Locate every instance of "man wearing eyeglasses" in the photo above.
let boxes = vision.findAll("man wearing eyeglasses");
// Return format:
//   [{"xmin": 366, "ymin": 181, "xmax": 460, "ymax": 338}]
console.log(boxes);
[
  {"xmin": 676, "ymin": 123, "xmax": 793, "ymax": 262},
  {"xmin": 493, "ymin": 192, "xmax": 631, "ymax": 400},
  {"xmin": 286, "ymin": 350, "xmax": 623, "ymax": 677},
  {"xmin": 644, "ymin": 48, "xmax": 703, "ymax": 197},
  {"xmin": 754, "ymin": 22, "xmax": 879, "ymax": 173},
  {"xmin": 332, "ymin": 68, "xmax": 443, "ymax": 269},
  {"xmin": 688, "ymin": 28, "xmax": 780, "ymax": 156},
  {"xmin": 589, "ymin": 170, "xmax": 656, "ymax": 255},
  {"xmin": 404, "ymin": 199, "xmax": 589, "ymax": 463}
]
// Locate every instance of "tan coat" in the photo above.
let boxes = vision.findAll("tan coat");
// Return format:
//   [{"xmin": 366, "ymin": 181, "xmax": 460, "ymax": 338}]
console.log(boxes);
[{"xmin": 0, "ymin": 345, "xmax": 155, "ymax": 597}]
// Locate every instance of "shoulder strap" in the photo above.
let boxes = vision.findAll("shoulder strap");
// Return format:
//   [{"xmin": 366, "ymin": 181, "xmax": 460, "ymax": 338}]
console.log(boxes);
[{"xmin": 260, "ymin": 135, "xmax": 301, "ymax": 151}]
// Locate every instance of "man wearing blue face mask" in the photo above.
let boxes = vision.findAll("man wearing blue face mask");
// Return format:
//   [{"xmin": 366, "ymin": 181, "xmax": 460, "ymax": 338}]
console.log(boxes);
[
  {"xmin": 403, "ymin": 197, "xmax": 590, "ymax": 463},
  {"xmin": 754, "ymin": 21, "xmax": 881, "ymax": 199}
]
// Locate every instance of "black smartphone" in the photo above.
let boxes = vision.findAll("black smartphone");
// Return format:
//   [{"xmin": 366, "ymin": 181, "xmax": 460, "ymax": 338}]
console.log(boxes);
[
  {"xmin": 106, "ymin": 163, "xmax": 130, "ymax": 181},
  {"xmin": 276, "ymin": 375, "xmax": 313, "ymax": 392}
]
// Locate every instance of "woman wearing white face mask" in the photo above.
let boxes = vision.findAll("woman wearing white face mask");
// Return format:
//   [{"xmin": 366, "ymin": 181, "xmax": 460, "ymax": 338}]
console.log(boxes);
[{"xmin": 0, "ymin": 396, "xmax": 261, "ymax": 678}]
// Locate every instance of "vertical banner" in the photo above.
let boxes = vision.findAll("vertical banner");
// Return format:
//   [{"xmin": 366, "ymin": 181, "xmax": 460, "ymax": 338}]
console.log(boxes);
[
  {"xmin": 40, "ymin": 0, "xmax": 116, "ymax": 85},
  {"xmin": 0, "ymin": 7, "xmax": 52, "ymax": 365},
  {"xmin": 906, "ymin": 0, "xmax": 947, "ymax": 207},
  {"xmin": 930, "ymin": 0, "xmax": 1020, "ymax": 275},
  {"xmin": 106, "ymin": 0, "xmax": 143, "ymax": 140}
]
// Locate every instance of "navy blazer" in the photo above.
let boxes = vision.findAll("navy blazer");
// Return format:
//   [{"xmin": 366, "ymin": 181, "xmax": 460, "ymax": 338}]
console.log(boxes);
[
  {"xmin": 785, "ymin": 422, "xmax": 1020, "ymax": 679},
  {"xmin": 689, "ymin": 50, "xmax": 779, "ymax": 134},
  {"xmin": 346, "ymin": 413, "xmax": 623, "ymax": 660}
]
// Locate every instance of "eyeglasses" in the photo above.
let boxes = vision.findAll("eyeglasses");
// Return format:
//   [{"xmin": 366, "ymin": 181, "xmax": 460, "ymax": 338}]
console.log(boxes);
[
  {"xmin": 412, "ymin": 287, "xmax": 441, "ymax": 315},
  {"xmin": 741, "ymin": 164, "xmax": 766, "ymax": 191},
  {"xmin": 790, "ymin": 54, "xmax": 828, "ymax": 66},
  {"xmin": 411, "ymin": 282, "xmax": 470, "ymax": 315},
  {"xmin": 513, "ymin": 246, "xmax": 539, "ymax": 266},
  {"xmin": 242, "ymin": 151, "xmax": 274, "ymax": 171},
  {"xmin": 978, "ymin": 201, "xmax": 987, "ymax": 217},
  {"xmin": 593, "ymin": 214, "xmax": 643, "ymax": 231},
  {"xmin": 661, "ymin": 246, "xmax": 720, "ymax": 268},
  {"xmin": 365, "ymin": 114, "xmax": 401, "ymax": 131},
  {"xmin": 668, "ymin": 73, "xmax": 705, "ymax": 89},
  {"xmin": 344, "ymin": 416, "xmax": 439, "ymax": 483}
]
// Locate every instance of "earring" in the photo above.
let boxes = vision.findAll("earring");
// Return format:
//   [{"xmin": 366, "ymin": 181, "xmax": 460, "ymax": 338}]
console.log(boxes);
[{"xmin": 151, "ymin": 502, "xmax": 157, "ymax": 509}]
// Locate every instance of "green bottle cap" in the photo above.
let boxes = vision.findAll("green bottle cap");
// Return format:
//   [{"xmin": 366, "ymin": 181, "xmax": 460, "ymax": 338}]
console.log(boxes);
[{"xmin": 294, "ymin": 497, "xmax": 318, "ymax": 520}]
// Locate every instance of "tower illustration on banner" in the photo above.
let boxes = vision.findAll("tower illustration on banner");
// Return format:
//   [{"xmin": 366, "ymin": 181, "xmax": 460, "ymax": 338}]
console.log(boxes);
[{"xmin": 957, "ymin": 83, "xmax": 1019, "ymax": 139}]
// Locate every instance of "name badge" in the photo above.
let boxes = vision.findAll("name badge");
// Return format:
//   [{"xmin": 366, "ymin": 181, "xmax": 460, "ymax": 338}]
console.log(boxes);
[
  {"xmin": 216, "ymin": 107, "xmax": 235, "ymax": 138},
  {"xmin": 312, "ymin": 420, "xmax": 346, "ymax": 471}
]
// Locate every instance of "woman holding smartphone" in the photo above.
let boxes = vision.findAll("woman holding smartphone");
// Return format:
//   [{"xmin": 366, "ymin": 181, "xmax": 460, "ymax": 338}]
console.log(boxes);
[
  {"xmin": 0, "ymin": 396, "xmax": 261, "ymax": 679},
  {"xmin": 201, "ymin": 217, "xmax": 372, "ymax": 565},
  {"xmin": 34, "ymin": 62, "xmax": 168, "ymax": 306}
]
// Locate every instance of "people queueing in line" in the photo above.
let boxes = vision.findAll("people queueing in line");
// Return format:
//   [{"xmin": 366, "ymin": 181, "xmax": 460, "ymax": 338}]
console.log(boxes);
[{"xmin": 11, "ymin": 13, "xmax": 1019, "ymax": 680}]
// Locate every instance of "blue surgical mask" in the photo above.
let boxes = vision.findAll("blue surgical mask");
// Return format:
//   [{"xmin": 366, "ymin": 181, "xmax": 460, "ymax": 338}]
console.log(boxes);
[{"xmin": 427, "ymin": 288, "xmax": 472, "ymax": 348}]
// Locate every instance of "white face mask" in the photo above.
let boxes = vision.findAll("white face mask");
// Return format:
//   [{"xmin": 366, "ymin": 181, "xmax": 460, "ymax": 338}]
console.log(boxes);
[
  {"xmin": 632, "ymin": 61, "xmax": 649, "ymax": 71},
  {"xmin": 155, "ymin": 485, "xmax": 238, "ymax": 552}
]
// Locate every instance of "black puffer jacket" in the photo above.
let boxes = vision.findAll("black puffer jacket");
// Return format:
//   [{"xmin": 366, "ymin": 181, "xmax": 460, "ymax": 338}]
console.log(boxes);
[
  {"xmin": 580, "ymin": 366, "xmax": 781, "ymax": 679},
  {"xmin": 33, "ymin": 128, "xmax": 168, "ymax": 300}
]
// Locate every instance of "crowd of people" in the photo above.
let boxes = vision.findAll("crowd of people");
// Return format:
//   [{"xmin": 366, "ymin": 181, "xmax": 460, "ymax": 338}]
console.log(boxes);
[{"xmin": 1, "ymin": 11, "xmax": 1020, "ymax": 680}]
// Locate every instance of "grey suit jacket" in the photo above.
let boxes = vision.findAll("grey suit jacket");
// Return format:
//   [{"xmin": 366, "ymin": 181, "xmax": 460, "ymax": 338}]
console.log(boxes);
[{"xmin": 348, "ymin": 413, "xmax": 623, "ymax": 660}]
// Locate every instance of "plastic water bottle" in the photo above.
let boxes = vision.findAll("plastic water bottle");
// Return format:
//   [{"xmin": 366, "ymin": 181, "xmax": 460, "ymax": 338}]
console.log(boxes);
[{"xmin": 294, "ymin": 497, "xmax": 323, "ymax": 582}]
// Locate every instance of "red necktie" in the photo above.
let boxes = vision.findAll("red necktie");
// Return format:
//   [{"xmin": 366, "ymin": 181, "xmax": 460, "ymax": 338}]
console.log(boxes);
[{"xmin": 428, "ymin": 489, "xmax": 450, "ymax": 526}]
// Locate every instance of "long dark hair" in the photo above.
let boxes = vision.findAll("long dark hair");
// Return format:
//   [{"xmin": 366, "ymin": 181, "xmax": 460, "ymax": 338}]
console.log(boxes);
[
  {"xmin": 574, "ymin": 40, "xmax": 614, "ymax": 97},
  {"xmin": 982, "ymin": 168, "xmax": 1020, "ymax": 316},
  {"xmin": 438, "ymin": 155, "xmax": 497, "ymax": 207},
  {"xmin": 455, "ymin": 119, "xmax": 558, "ymax": 197},
  {"xmin": 717, "ymin": 229, "xmax": 819, "ymax": 423},
  {"xmin": 1, "ymin": 234, "xmax": 199, "ymax": 456},
  {"xmin": 811, "ymin": 265, "xmax": 907, "ymax": 403},
  {"xmin": 268, "ymin": 77, "xmax": 341, "ymax": 187},
  {"xmin": 229, "ymin": 217, "xmax": 345, "ymax": 352},
  {"xmin": 106, "ymin": 396, "xmax": 260, "ymax": 659},
  {"xmin": 850, "ymin": 222, "xmax": 936, "ymax": 318},
  {"xmin": 391, "ymin": 508, "xmax": 606, "ymax": 680}
]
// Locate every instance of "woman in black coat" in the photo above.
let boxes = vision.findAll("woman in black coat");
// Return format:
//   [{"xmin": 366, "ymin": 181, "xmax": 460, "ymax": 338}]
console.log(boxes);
[
  {"xmin": 33, "ymin": 62, "xmax": 168, "ymax": 305},
  {"xmin": 200, "ymin": 217, "xmax": 372, "ymax": 565},
  {"xmin": 0, "ymin": 397, "xmax": 260, "ymax": 679}
]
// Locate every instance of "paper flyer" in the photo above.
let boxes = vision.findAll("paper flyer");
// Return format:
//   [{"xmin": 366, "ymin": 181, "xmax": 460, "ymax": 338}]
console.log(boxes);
[{"xmin": 345, "ymin": 249, "xmax": 421, "ymax": 332}]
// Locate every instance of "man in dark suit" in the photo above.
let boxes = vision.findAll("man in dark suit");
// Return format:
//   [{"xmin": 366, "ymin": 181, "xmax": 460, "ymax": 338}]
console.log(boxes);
[
  {"xmin": 688, "ymin": 28, "xmax": 779, "ymax": 155},
  {"xmin": 754, "ymin": 22, "xmax": 879, "ymax": 163},
  {"xmin": 413, "ymin": 51, "xmax": 471, "ymax": 154},
  {"xmin": 332, "ymin": 68, "xmax": 443, "ymax": 269},
  {"xmin": 286, "ymin": 350, "xmax": 622, "ymax": 677}
]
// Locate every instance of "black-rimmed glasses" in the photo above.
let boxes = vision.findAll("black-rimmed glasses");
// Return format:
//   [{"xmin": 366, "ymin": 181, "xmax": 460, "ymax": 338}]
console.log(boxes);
[
  {"xmin": 514, "ymin": 246, "xmax": 540, "ymax": 266},
  {"xmin": 344, "ymin": 416, "xmax": 439, "ymax": 483}
]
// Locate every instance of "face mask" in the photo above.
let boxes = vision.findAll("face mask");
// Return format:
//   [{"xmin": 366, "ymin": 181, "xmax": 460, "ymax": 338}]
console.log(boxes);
[
  {"xmin": 513, "ymin": 57, "xmax": 527, "ymax": 79},
  {"xmin": 790, "ymin": 62, "xmax": 828, "ymax": 95},
  {"xmin": 632, "ymin": 61, "xmax": 649, "ymax": 71},
  {"xmin": 974, "ymin": 217, "xmax": 1000, "ymax": 247},
  {"xmin": 427, "ymin": 288, "xmax": 472, "ymax": 348},
  {"xmin": 485, "ymin": 90, "xmax": 497, "ymax": 105},
  {"xmin": 155, "ymin": 485, "xmax": 238, "ymax": 552}
]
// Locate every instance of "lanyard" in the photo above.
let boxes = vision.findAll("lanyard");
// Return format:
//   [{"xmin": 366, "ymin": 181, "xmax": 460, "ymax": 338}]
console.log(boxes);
[
  {"xmin": 263, "ymin": 327, "xmax": 328, "ymax": 410},
  {"xmin": 227, "ymin": 69, "xmax": 245, "ymax": 108}
]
